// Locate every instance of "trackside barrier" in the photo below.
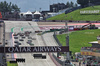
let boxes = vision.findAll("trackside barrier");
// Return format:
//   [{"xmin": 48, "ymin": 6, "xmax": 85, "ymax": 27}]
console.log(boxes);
[
  {"xmin": 41, "ymin": 32, "xmax": 62, "ymax": 66},
  {"xmin": 52, "ymin": 53, "xmax": 64, "ymax": 65},
  {"xmin": 53, "ymin": 33, "xmax": 65, "ymax": 66},
  {"xmin": 42, "ymin": 30, "xmax": 72, "ymax": 66},
  {"xmin": 53, "ymin": 34, "xmax": 62, "ymax": 46},
  {"xmin": 41, "ymin": 31, "xmax": 65, "ymax": 66},
  {"xmin": 48, "ymin": 53, "xmax": 62, "ymax": 66},
  {"xmin": 53, "ymin": 33, "xmax": 73, "ymax": 66},
  {"xmin": 41, "ymin": 29, "xmax": 65, "ymax": 35},
  {"xmin": 53, "ymin": 32, "xmax": 74, "ymax": 66},
  {"xmin": 52, "ymin": 53, "xmax": 73, "ymax": 66},
  {"xmin": 41, "ymin": 31, "xmax": 51, "ymax": 35},
  {"xmin": 59, "ymin": 30, "xmax": 66, "ymax": 34}
]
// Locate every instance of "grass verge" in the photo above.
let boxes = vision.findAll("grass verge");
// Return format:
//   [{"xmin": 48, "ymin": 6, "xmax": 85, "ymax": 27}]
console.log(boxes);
[
  {"xmin": 57, "ymin": 29, "xmax": 100, "ymax": 53},
  {"xmin": 7, "ymin": 62, "xmax": 18, "ymax": 66}
]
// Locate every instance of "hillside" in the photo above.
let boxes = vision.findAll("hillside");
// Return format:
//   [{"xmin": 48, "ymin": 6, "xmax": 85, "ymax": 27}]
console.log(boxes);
[
  {"xmin": 47, "ymin": 5, "xmax": 100, "ymax": 21},
  {"xmin": 57, "ymin": 29, "xmax": 100, "ymax": 53}
]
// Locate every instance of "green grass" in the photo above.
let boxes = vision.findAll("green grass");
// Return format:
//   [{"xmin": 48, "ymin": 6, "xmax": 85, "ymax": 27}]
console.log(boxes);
[
  {"xmin": 57, "ymin": 29, "xmax": 100, "ymax": 53},
  {"xmin": 47, "ymin": 5, "xmax": 100, "ymax": 21},
  {"xmin": 7, "ymin": 62, "xmax": 18, "ymax": 66}
]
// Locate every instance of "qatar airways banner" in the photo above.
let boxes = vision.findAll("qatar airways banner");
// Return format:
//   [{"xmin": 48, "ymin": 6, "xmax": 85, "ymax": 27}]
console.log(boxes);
[{"xmin": 0, "ymin": 46, "xmax": 69, "ymax": 53}]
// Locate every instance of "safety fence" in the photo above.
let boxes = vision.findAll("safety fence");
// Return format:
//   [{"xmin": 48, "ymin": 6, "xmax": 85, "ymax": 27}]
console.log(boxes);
[
  {"xmin": 52, "ymin": 53, "xmax": 64, "ymax": 65},
  {"xmin": 53, "ymin": 34, "xmax": 62, "ymax": 46}
]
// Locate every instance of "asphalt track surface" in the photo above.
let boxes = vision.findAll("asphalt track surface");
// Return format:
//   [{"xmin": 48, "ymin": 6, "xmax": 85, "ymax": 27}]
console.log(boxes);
[
  {"xmin": 37, "ymin": 22, "xmax": 100, "ymax": 26},
  {"xmin": 4, "ymin": 21, "xmax": 56, "ymax": 66},
  {"xmin": 4, "ymin": 21, "xmax": 100, "ymax": 66},
  {"xmin": 38, "ymin": 22, "xmax": 100, "ymax": 30}
]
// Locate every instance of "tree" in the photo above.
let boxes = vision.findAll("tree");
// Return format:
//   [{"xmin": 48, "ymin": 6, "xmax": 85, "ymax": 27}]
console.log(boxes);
[
  {"xmin": 77, "ymin": 0, "xmax": 100, "ymax": 8},
  {"xmin": 66, "ymin": 1, "xmax": 75, "ymax": 8},
  {"xmin": 0, "ymin": 2, "xmax": 4, "ymax": 12},
  {"xmin": 70, "ymin": 1, "xmax": 74, "ymax": 7},
  {"xmin": 77, "ymin": 0, "xmax": 88, "ymax": 7},
  {"xmin": 12, "ymin": 4, "xmax": 20, "ymax": 12},
  {"xmin": 75, "ymin": 3, "xmax": 78, "ymax": 7},
  {"xmin": 8, "ymin": 2, "xmax": 12, "ymax": 13},
  {"xmin": 66, "ymin": 2, "xmax": 70, "ymax": 7},
  {"xmin": 0, "ymin": 1, "xmax": 20, "ymax": 17}
]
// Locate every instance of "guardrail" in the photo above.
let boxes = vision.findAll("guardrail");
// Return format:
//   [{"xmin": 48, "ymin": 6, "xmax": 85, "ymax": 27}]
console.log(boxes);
[
  {"xmin": 41, "ymin": 31, "xmax": 63, "ymax": 66},
  {"xmin": 41, "ymin": 31, "xmax": 52, "ymax": 35},
  {"xmin": 41, "ymin": 29, "xmax": 65, "ymax": 35},
  {"xmin": 59, "ymin": 30, "xmax": 66, "ymax": 34},
  {"xmin": 41, "ymin": 30, "xmax": 71, "ymax": 66},
  {"xmin": 52, "ymin": 53, "xmax": 64, "ymax": 65},
  {"xmin": 53, "ymin": 34, "xmax": 62, "ymax": 46},
  {"xmin": 52, "ymin": 32, "xmax": 67, "ymax": 66},
  {"xmin": 49, "ymin": 53, "xmax": 62, "ymax": 66}
]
